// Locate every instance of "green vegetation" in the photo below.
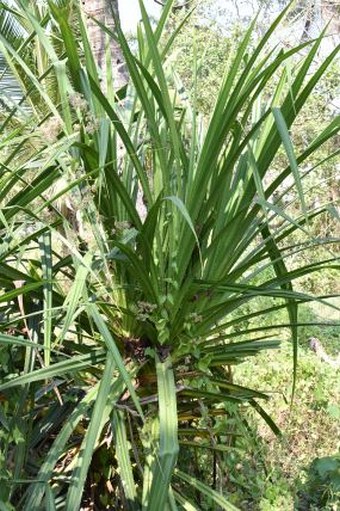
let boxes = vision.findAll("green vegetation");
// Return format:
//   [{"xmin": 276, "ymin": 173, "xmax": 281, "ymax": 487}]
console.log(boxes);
[{"xmin": 0, "ymin": 0, "xmax": 339, "ymax": 509}]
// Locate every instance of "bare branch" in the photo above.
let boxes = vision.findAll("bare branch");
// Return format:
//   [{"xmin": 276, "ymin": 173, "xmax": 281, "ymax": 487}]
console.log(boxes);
[{"xmin": 153, "ymin": 0, "xmax": 192, "ymax": 10}]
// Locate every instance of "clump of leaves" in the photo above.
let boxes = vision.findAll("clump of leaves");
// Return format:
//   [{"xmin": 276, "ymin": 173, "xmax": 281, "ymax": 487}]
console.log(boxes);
[{"xmin": 0, "ymin": 0, "xmax": 339, "ymax": 509}]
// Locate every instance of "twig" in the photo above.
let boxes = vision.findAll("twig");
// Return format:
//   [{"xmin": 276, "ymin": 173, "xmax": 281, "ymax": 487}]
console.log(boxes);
[{"xmin": 153, "ymin": 0, "xmax": 192, "ymax": 10}]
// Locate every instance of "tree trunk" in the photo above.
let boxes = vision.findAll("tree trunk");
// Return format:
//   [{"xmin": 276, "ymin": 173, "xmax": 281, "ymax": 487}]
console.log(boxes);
[
  {"xmin": 81, "ymin": 0, "xmax": 128, "ymax": 91},
  {"xmin": 81, "ymin": 0, "xmax": 147, "ymax": 220}
]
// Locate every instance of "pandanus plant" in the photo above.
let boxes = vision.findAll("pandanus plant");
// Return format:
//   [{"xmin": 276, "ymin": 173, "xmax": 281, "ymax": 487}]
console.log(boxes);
[{"xmin": 0, "ymin": 0, "xmax": 339, "ymax": 509}]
